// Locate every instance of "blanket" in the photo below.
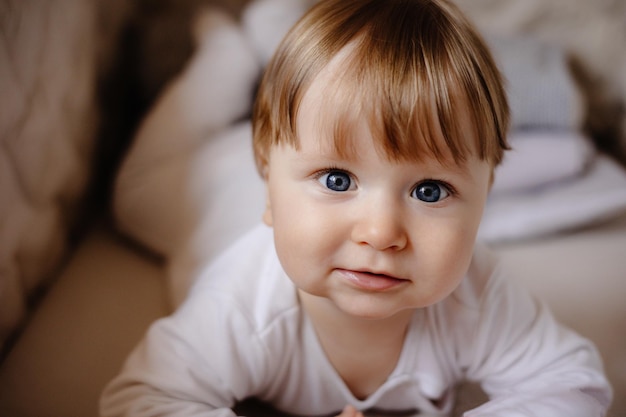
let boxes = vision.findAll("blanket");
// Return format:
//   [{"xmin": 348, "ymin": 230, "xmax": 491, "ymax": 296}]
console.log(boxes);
[{"xmin": 0, "ymin": 1, "xmax": 103, "ymax": 349}]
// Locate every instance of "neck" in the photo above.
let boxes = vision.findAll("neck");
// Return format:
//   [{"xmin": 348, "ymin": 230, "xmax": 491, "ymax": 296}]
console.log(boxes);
[{"xmin": 299, "ymin": 290, "xmax": 414, "ymax": 399}]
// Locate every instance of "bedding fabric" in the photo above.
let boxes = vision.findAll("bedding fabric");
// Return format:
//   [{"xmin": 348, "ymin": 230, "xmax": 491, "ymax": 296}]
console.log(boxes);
[
  {"xmin": 490, "ymin": 130, "xmax": 593, "ymax": 195},
  {"xmin": 479, "ymin": 154, "xmax": 626, "ymax": 242},
  {"xmin": 0, "ymin": 0, "xmax": 101, "ymax": 349},
  {"xmin": 486, "ymin": 35, "xmax": 585, "ymax": 131}
]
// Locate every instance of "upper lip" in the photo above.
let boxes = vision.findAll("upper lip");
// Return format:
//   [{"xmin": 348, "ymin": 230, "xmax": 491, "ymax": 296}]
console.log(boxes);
[{"xmin": 340, "ymin": 268, "xmax": 407, "ymax": 281}]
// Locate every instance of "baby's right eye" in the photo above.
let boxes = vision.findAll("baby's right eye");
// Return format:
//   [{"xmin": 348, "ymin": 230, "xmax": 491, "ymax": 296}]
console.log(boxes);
[{"xmin": 318, "ymin": 170, "xmax": 352, "ymax": 192}]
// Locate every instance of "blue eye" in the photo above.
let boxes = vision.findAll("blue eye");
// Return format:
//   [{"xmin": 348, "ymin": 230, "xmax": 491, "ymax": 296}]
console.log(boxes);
[
  {"xmin": 320, "ymin": 170, "xmax": 352, "ymax": 192},
  {"xmin": 412, "ymin": 181, "xmax": 449, "ymax": 203}
]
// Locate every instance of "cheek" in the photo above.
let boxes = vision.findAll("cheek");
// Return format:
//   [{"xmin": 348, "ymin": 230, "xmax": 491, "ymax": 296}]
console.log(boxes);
[
  {"xmin": 451, "ymin": 206, "xmax": 483, "ymax": 257},
  {"xmin": 268, "ymin": 188, "xmax": 338, "ymax": 274},
  {"xmin": 270, "ymin": 187, "xmax": 315, "ymax": 240},
  {"xmin": 420, "ymin": 214, "xmax": 481, "ymax": 290},
  {"xmin": 269, "ymin": 177, "xmax": 345, "ymax": 242}
]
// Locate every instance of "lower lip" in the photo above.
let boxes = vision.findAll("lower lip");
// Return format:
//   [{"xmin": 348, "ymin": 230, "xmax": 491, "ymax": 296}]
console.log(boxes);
[{"xmin": 338, "ymin": 269, "xmax": 407, "ymax": 291}]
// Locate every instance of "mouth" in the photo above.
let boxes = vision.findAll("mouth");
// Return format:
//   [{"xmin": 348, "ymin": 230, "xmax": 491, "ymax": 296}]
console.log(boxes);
[{"xmin": 337, "ymin": 269, "xmax": 408, "ymax": 292}]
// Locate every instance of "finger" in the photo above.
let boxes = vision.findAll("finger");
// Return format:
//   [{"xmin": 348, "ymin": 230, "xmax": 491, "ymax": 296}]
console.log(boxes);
[
  {"xmin": 338, "ymin": 405, "xmax": 357, "ymax": 417},
  {"xmin": 349, "ymin": 405, "xmax": 365, "ymax": 417}
]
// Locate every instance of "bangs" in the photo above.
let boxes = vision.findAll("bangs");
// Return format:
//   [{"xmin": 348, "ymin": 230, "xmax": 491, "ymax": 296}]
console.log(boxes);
[
  {"xmin": 318, "ymin": 43, "xmax": 478, "ymax": 167},
  {"xmin": 252, "ymin": 0, "xmax": 510, "ymax": 173}
]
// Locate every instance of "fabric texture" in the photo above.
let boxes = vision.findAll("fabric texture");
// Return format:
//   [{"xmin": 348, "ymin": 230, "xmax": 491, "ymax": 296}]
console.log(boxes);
[
  {"xmin": 490, "ymin": 130, "xmax": 593, "ymax": 195},
  {"xmin": 0, "ymin": 0, "xmax": 129, "ymax": 348},
  {"xmin": 0, "ymin": 227, "xmax": 168, "ymax": 417},
  {"xmin": 479, "ymin": 154, "xmax": 626, "ymax": 242},
  {"xmin": 486, "ymin": 35, "xmax": 585, "ymax": 131},
  {"xmin": 100, "ymin": 224, "xmax": 612, "ymax": 417}
]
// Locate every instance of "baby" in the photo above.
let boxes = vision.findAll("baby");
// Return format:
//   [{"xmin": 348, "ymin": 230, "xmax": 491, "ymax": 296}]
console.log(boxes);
[{"xmin": 101, "ymin": 0, "xmax": 612, "ymax": 415}]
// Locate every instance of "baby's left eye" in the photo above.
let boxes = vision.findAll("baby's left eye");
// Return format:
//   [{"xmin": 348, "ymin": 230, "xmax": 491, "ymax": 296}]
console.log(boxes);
[{"xmin": 411, "ymin": 181, "xmax": 450, "ymax": 203}]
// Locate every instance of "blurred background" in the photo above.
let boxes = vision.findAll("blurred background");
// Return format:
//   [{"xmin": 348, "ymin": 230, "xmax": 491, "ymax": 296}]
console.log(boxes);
[{"xmin": 1, "ymin": 0, "xmax": 625, "ymax": 416}]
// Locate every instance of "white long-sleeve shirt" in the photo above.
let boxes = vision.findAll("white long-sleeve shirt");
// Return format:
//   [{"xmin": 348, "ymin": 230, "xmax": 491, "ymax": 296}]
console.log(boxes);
[{"xmin": 100, "ymin": 224, "xmax": 612, "ymax": 416}]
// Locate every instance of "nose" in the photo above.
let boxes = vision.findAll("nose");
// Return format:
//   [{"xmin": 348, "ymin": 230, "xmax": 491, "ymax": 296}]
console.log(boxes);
[{"xmin": 350, "ymin": 198, "xmax": 408, "ymax": 251}]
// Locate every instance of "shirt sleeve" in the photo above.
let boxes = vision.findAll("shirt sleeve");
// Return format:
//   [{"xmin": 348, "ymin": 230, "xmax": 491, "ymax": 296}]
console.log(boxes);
[
  {"xmin": 460, "ymin": 255, "xmax": 613, "ymax": 416},
  {"xmin": 99, "ymin": 290, "xmax": 270, "ymax": 417}
]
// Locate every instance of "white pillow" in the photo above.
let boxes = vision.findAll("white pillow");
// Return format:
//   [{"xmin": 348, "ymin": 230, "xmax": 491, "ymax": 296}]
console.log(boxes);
[
  {"xmin": 166, "ymin": 122, "xmax": 265, "ymax": 307},
  {"xmin": 113, "ymin": 7, "xmax": 261, "ymax": 256},
  {"xmin": 491, "ymin": 130, "xmax": 593, "ymax": 195},
  {"xmin": 480, "ymin": 154, "xmax": 626, "ymax": 242}
]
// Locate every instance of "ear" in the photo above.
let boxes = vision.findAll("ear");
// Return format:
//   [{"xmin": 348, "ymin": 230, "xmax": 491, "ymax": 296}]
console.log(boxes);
[{"xmin": 261, "ymin": 167, "xmax": 273, "ymax": 227}]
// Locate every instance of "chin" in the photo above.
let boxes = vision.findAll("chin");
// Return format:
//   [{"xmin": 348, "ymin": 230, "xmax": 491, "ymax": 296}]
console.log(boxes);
[{"xmin": 335, "ymin": 297, "xmax": 416, "ymax": 321}]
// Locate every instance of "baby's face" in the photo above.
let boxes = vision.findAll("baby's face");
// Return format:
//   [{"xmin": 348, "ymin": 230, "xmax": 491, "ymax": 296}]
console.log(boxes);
[{"xmin": 262, "ymin": 54, "xmax": 492, "ymax": 320}]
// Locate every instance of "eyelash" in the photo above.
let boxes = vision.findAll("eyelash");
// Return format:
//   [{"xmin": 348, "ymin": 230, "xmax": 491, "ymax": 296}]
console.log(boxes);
[
  {"xmin": 313, "ymin": 166, "xmax": 349, "ymax": 179},
  {"xmin": 417, "ymin": 179, "xmax": 456, "ymax": 195},
  {"xmin": 314, "ymin": 167, "xmax": 354, "ymax": 187},
  {"xmin": 313, "ymin": 168, "xmax": 456, "ymax": 199},
  {"xmin": 411, "ymin": 179, "xmax": 456, "ymax": 203}
]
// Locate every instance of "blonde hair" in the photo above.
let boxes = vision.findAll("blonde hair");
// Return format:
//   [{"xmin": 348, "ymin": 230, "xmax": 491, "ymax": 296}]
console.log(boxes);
[{"xmin": 252, "ymin": 0, "xmax": 510, "ymax": 173}]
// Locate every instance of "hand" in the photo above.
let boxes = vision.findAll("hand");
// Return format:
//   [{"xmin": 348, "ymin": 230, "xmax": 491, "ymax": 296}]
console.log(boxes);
[{"xmin": 335, "ymin": 405, "xmax": 364, "ymax": 417}]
